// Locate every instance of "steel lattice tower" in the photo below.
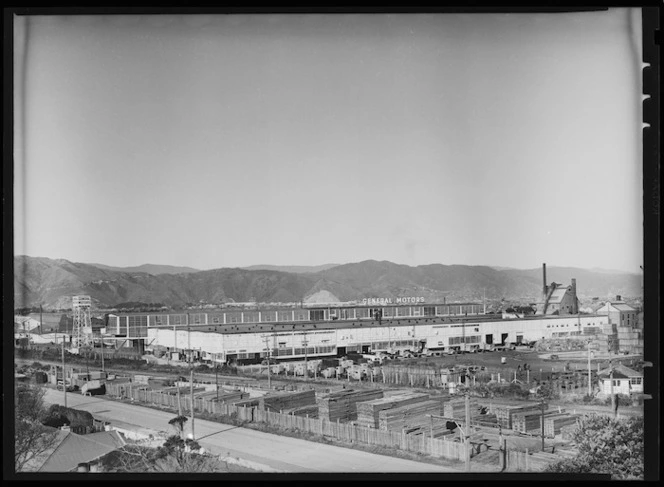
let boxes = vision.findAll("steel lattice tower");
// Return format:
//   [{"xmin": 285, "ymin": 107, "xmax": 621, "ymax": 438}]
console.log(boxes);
[{"xmin": 72, "ymin": 295, "xmax": 93, "ymax": 348}]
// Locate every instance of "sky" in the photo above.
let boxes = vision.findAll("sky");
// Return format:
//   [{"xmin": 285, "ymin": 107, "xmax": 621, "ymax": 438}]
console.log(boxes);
[{"xmin": 13, "ymin": 10, "xmax": 645, "ymax": 273}]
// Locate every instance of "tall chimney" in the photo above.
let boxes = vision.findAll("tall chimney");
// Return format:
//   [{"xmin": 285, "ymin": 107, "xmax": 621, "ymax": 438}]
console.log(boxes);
[{"xmin": 542, "ymin": 263, "xmax": 547, "ymax": 295}]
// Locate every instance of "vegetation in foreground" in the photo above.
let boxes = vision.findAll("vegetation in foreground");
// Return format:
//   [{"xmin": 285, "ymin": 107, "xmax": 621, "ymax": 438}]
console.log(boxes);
[{"xmin": 544, "ymin": 415, "xmax": 644, "ymax": 480}]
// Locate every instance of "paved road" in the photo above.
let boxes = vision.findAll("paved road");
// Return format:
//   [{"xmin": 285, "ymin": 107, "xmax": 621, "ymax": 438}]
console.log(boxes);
[{"xmin": 42, "ymin": 388, "xmax": 457, "ymax": 473}]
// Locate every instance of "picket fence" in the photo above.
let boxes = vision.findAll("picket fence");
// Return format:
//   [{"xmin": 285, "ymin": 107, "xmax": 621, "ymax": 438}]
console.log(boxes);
[{"xmin": 104, "ymin": 382, "xmax": 465, "ymax": 461}]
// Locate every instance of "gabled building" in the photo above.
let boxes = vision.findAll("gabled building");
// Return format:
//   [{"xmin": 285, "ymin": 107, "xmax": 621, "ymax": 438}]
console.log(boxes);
[
  {"xmin": 536, "ymin": 263, "xmax": 579, "ymax": 316},
  {"xmin": 596, "ymin": 297, "xmax": 638, "ymax": 328},
  {"xmin": 23, "ymin": 428, "xmax": 126, "ymax": 472},
  {"xmin": 597, "ymin": 363, "xmax": 643, "ymax": 396}
]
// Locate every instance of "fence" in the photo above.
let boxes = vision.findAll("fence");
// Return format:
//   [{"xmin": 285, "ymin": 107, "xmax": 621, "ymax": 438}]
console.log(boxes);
[{"xmin": 104, "ymin": 382, "xmax": 465, "ymax": 461}]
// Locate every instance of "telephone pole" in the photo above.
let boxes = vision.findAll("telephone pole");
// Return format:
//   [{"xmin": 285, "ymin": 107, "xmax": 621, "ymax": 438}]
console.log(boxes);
[
  {"xmin": 540, "ymin": 399, "xmax": 546, "ymax": 451},
  {"xmin": 61, "ymin": 340, "xmax": 67, "ymax": 408},
  {"xmin": 262, "ymin": 335, "xmax": 272, "ymax": 390},
  {"xmin": 190, "ymin": 368, "xmax": 195, "ymax": 441},
  {"xmin": 465, "ymin": 393, "xmax": 471, "ymax": 472},
  {"xmin": 303, "ymin": 331, "xmax": 308, "ymax": 382},
  {"xmin": 587, "ymin": 340, "xmax": 592, "ymax": 396}
]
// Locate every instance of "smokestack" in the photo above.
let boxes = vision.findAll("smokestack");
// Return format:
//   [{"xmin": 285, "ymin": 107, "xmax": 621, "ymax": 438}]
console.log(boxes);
[{"xmin": 542, "ymin": 263, "xmax": 547, "ymax": 295}]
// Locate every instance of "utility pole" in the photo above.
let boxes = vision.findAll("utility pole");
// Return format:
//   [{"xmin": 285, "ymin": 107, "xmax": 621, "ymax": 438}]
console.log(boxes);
[
  {"xmin": 177, "ymin": 377, "xmax": 182, "ymax": 417},
  {"xmin": 610, "ymin": 364, "xmax": 616, "ymax": 418},
  {"xmin": 263, "ymin": 335, "xmax": 272, "ymax": 390},
  {"xmin": 61, "ymin": 340, "xmax": 67, "ymax": 408},
  {"xmin": 303, "ymin": 332, "xmax": 308, "ymax": 382},
  {"xmin": 100, "ymin": 334, "xmax": 105, "ymax": 373},
  {"xmin": 216, "ymin": 364, "xmax": 219, "ymax": 401},
  {"xmin": 465, "ymin": 393, "xmax": 471, "ymax": 472},
  {"xmin": 587, "ymin": 340, "xmax": 592, "ymax": 396},
  {"xmin": 190, "ymin": 368, "xmax": 195, "ymax": 441},
  {"xmin": 540, "ymin": 399, "xmax": 545, "ymax": 451}
]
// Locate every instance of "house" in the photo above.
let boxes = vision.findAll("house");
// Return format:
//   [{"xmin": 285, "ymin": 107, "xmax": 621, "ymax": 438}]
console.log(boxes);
[
  {"xmin": 22, "ymin": 428, "xmax": 126, "ymax": 472},
  {"xmin": 597, "ymin": 364, "xmax": 643, "ymax": 396},
  {"xmin": 596, "ymin": 297, "xmax": 638, "ymax": 328},
  {"xmin": 14, "ymin": 316, "xmax": 41, "ymax": 332}
]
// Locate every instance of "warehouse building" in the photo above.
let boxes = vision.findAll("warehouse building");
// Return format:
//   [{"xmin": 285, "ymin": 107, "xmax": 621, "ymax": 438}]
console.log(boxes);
[{"xmin": 105, "ymin": 304, "xmax": 609, "ymax": 365}]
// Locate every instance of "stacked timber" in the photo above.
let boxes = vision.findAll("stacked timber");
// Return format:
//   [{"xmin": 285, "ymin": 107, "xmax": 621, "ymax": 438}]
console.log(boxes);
[
  {"xmin": 493, "ymin": 403, "xmax": 542, "ymax": 429},
  {"xmin": 356, "ymin": 393, "xmax": 431, "ymax": 429},
  {"xmin": 161, "ymin": 386, "xmax": 207, "ymax": 396},
  {"xmin": 318, "ymin": 389, "xmax": 384, "ymax": 422},
  {"xmin": 377, "ymin": 400, "xmax": 443, "ymax": 432},
  {"xmin": 259, "ymin": 389, "xmax": 316, "ymax": 412},
  {"xmin": 544, "ymin": 414, "xmax": 580, "ymax": 438},
  {"xmin": 286, "ymin": 404, "xmax": 319, "ymax": 418},
  {"xmin": 511, "ymin": 409, "xmax": 565, "ymax": 434},
  {"xmin": 232, "ymin": 397, "xmax": 260, "ymax": 407},
  {"xmin": 443, "ymin": 397, "xmax": 479, "ymax": 421},
  {"xmin": 199, "ymin": 390, "xmax": 248, "ymax": 403}
]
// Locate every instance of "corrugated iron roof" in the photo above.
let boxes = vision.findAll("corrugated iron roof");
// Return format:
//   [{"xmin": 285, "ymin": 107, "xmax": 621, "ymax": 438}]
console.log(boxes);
[
  {"xmin": 38, "ymin": 430, "xmax": 126, "ymax": 472},
  {"xmin": 597, "ymin": 363, "xmax": 642, "ymax": 379}
]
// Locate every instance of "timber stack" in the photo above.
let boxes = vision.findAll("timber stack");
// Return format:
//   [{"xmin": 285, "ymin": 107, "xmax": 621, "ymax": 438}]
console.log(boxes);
[
  {"xmin": 260, "ymin": 389, "xmax": 316, "ymax": 412},
  {"xmin": 511, "ymin": 409, "xmax": 566, "ymax": 434},
  {"xmin": 318, "ymin": 389, "xmax": 384, "ymax": 422},
  {"xmin": 493, "ymin": 403, "xmax": 542, "ymax": 429},
  {"xmin": 443, "ymin": 397, "xmax": 479, "ymax": 420},
  {"xmin": 356, "ymin": 392, "xmax": 431, "ymax": 429},
  {"xmin": 378, "ymin": 399, "xmax": 443, "ymax": 432},
  {"xmin": 544, "ymin": 414, "xmax": 580, "ymax": 438}
]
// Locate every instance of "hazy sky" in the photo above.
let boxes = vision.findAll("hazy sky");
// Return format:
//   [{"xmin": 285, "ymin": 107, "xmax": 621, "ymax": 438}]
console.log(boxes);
[{"xmin": 14, "ymin": 10, "xmax": 644, "ymax": 272}]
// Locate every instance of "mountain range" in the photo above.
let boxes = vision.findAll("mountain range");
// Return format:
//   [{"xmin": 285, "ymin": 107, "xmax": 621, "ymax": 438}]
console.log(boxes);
[{"xmin": 13, "ymin": 256, "xmax": 642, "ymax": 310}]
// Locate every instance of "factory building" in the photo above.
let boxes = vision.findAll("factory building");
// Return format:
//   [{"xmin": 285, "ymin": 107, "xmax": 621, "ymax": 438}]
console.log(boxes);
[
  {"xmin": 536, "ymin": 263, "xmax": 579, "ymax": 315},
  {"xmin": 105, "ymin": 305, "xmax": 609, "ymax": 365},
  {"xmin": 596, "ymin": 297, "xmax": 638, "ymax": 328}
]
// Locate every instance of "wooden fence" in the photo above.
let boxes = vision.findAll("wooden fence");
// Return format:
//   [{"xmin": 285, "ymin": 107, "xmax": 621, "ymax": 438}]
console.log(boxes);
[{"xmin": 104, "ymin": 382, "xmax": 465, "ymax": 461}]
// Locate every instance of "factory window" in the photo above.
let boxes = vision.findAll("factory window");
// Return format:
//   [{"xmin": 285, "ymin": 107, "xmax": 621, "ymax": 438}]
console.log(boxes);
[
  {"xmin": 278, "ymin": 342, "xmax": 287, "ymax": 348},
  {"xmin": 294, "ymin": 311, "xmax": 308, "ymax": 321},
  {"xmin": 171, "ymin": 314, "xmax": 187, "ymax": 326},
  {"xmin": 261, "ymin": 311, "xmax": 276, "ymax": 322},
  {"xmin": 310, "ymin": 310, "xmax": 325, "ymax": 321},
  {"xmin": 278, "ymin": 311, "xmax": 292, "ymax": 321},
  {"xmin": 423, "ymin": 306, "xmax": 436, "ymax": 317}
]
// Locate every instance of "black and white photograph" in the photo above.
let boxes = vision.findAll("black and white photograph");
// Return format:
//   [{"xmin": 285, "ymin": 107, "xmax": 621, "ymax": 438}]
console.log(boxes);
[{"xmin": 6, "ymin": 7, "xmax": 659, "ymax": 480}]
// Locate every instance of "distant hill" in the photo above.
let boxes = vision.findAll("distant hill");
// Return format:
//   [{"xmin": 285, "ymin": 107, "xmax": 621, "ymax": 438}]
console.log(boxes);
[
  {"xmin": 13, "ymin": 256, "xmax": 642, "ymax": 310},
  {"xmin": 87, "ymin": 263, "xmax": 201, "ymax": 275},
  {"xmin": 241, "ymin": 264, "xmax": 340, "ymax": 274}
]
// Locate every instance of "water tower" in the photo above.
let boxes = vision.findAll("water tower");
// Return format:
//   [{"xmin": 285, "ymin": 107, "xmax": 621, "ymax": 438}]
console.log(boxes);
[{"xmin": 72, "ymin": 295, "xmax": 93, "ymax": 348}]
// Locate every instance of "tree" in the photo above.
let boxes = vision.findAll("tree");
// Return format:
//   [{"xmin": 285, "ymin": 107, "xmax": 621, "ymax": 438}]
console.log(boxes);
[
  {"xmin": 100, "ymin": 415, "xmax": 225, "ymax": 472},
  {"xmin": 14, "ymin": 384, "xmax": 60, "ymax": 472},
  {"xmin": 544, "ymin": 415, "xmax": 644, "ymax": 480}
]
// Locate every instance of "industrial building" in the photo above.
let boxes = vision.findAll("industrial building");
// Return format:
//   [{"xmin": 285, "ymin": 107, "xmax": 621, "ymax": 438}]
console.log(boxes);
[{"xmin": 105, "ymin": 304, "xmax": 610, "ymax": 365}]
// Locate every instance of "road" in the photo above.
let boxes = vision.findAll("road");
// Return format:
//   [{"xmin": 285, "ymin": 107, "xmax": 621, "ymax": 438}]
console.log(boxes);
[{"xmin": 42, "ymin": 388, "xmax": 458, "ymax": 473}]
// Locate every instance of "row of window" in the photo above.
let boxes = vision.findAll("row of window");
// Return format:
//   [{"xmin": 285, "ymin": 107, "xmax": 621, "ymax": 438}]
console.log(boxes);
[{"xmin": 448, "ymin": 335, "xmax": 481, "ymax": 345}]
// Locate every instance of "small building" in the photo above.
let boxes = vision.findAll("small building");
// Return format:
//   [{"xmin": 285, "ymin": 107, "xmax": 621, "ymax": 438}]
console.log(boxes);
[
  {"xmin": 14, "ymin": 316, "xmax": 41, "ymax": 332},
  {"xmin": 22, "ymin": 429, "xmax": 126, "ymax": 472},
  {"xmin": 597, "ymin": 364, "xmax": 643, "ymax": 395},
  {"xmin": 596, "ymin": 298, "xmax": 638, "ymax": 328}
]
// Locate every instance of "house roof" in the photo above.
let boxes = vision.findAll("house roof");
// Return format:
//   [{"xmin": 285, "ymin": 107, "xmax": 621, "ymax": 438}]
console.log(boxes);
[
  {"xmin": 36, "ymin": 429, "xmax": 126, "ymax": 472},
  {"xmin": 612, "ymin": 304, "xmax": 635, "ymax": 312},
  {"xmin": 597, "ymin": 364, "xmax": 642, "ymax": 380}
]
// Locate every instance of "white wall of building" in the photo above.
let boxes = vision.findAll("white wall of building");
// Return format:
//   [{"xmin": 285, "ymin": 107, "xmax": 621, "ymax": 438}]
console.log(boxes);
[{"xmin": 146, "ymin": 315, "xmax": 608, "ymax": 361}]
